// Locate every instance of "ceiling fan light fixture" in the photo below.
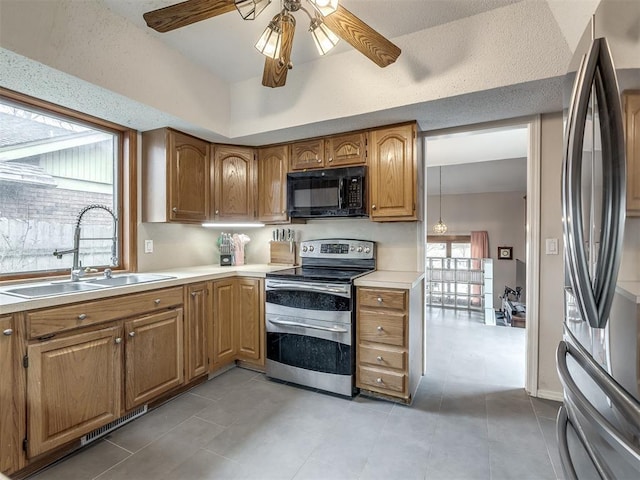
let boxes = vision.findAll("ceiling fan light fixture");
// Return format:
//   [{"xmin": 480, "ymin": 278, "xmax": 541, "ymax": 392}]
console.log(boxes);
[
  {"xmin": 255, "ymin": 16, "xmax": 282, "ymax": 58},
  {"xmin": 309, "ymin": 0, "xmax": 339, "ymax": 16},
  {"xmin": 235, "ymin": 0, "xmax": 271, "ymax": 20},
  {"xmin": 309, "ymin": 18, "xmax": 339, "ymax": 55}
]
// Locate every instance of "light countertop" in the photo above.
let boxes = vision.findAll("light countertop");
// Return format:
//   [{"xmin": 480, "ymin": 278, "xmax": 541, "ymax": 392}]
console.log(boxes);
[
  {"xmin": 1, "ymin": 266, "xmax": 425, "ymax": 314},
  {"xmin": 616, "ymin": 281, "xmax": 640, "ymax": 304},
  {"xmin": 0, "ymin": 264, "xmax": 292, "ymax": 314},
  {"xmin": 354, "ymin": 270, "xmax": 425, "ymax": 289}
]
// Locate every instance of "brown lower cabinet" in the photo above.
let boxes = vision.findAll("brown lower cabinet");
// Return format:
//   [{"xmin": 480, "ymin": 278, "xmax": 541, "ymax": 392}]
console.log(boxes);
[
  {"xmin": 26, "ymin": 324, "xmax": 123, "ymax": 458},
  {"xmin": 1, "ymin": 314, "xmax": 26, "ymax": 475},
  {"xmin": 210, "ymin": 277, "xmax": 264, "ymax": 371},
  {"xmin": 356, "ymin": 282, "xmax": 424, "ymax": 404}
]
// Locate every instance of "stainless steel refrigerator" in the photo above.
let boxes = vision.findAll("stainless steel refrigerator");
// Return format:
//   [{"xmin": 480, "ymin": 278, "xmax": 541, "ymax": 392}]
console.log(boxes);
[{"xmin": 557, "ymin": 5, "xmax": 640, "ymax": 479}]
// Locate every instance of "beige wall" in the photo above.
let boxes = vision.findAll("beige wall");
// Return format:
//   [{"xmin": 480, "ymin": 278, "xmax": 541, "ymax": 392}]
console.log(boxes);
[
  {"xmin": 426, "ymin": 191, "xmax": 527, "ymax": 309},
  {"xmin": 537, "ymin": 112, "xmax": 566, "ymax": 397}
]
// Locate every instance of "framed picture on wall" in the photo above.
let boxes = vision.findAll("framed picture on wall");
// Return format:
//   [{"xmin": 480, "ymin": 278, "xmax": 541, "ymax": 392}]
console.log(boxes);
[{"xmin": 498, "ymin": 246, "xmax": 513, "ymax": 260}]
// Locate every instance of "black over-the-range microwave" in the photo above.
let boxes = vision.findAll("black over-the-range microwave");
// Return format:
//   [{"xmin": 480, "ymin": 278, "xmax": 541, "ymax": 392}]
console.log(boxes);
[{"xmin": 287, "ymin": 166, "xmax": 367, "ymax": 218}]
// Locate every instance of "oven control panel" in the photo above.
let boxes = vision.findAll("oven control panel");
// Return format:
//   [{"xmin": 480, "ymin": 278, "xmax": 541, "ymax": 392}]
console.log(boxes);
[{"xmin": 300, "ymin": 239, "xmax": 375, "ymax": 259}]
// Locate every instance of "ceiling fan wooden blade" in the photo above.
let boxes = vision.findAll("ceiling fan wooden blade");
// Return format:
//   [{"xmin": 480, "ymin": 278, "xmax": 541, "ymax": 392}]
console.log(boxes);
[
  {"xmin": 323, "ymin": 5, "xmax": 401, "ymax": 68},
  {"xmin": 143, "ymin": 0, "xmax": 236, "ymax": 33},
  {"xmin": 262, "ymin": 15, "xmax": 296, "ymax": 88}
]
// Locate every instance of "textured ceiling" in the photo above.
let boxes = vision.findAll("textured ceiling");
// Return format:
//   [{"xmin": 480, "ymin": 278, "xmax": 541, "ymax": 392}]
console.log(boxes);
[{"xmin": 100, "ymin": 0, "xmax": 526, "ymax": 83}]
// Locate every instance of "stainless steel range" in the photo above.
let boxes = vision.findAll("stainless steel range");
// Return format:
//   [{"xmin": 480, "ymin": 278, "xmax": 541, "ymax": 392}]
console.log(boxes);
[{"xmin": 265, "ymin": 238, "xmax": 376, "ymax": 397}]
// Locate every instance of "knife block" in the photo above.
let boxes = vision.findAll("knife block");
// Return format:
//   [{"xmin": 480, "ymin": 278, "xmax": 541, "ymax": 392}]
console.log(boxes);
[{"xmin": 269, "ymin": 241, "xmax": 297, "ymax": 265}]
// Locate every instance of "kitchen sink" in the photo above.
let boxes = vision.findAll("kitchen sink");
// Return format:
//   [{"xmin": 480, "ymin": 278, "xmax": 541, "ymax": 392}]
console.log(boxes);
[
  {"xmin": 86, "ymin": 273, "xmax": 175, "ymax": 287},
  {"xmin": 3, "ymin": 282, "xmax": 107, "ymax": 298},
  {"xmin": 2, "ymin": 274, "xmax": 176, "ymax": 299}
]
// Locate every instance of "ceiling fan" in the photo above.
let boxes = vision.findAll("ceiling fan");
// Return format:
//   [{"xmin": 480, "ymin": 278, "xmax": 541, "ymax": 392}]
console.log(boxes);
[{"xmin": 143, "ymin": 0, "xmax": 401, "ymax": 88}]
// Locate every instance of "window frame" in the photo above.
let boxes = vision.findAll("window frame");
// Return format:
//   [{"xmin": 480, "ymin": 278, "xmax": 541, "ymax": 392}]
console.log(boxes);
[
  {"xmin": 426, "ymin": 235, "xmax": 472, "ymax": 258},
  {"xmin": 0, "ymin": 87, "xmax": 137, "ymax": 281}
]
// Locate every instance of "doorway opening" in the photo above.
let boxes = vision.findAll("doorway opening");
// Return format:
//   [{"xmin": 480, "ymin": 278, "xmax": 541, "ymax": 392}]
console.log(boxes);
[{"xmin": 422, "ymin": 118, "xmax": 540, "ymax": 393}]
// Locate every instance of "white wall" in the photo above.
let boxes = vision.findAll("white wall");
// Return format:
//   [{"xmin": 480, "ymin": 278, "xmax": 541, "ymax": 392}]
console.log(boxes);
[{"xmin": 426, "ymin": 192, "xmax": 527, "ymax": 309}]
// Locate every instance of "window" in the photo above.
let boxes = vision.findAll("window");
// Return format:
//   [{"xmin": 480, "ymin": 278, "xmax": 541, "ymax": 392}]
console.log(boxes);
[
  {"xmin": 426, "ymin": 235, "xmax": 471, "ymax": 258},
  {"xmin": 0, "ymin": 89, "xmax": 136, "ymax": 279}
]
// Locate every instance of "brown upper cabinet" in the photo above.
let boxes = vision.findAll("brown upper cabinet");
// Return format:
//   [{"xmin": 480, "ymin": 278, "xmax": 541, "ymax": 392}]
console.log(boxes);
[
  {"xmin": 212, "ymin": 145, "xmax": 256, "ymax": 221},
  {"xmin": 625, "ymin": 91, "xmax": 640, "ymax": 216},
  {"xmin": 142, "ymin": 128, "xmax": 210, "ymax": 223},
  {"xmin": 258, "ymin": 145, "xmax": 289, "ymax": 223},
  {"xmin": 368, "ymin": 123, "xmax": 417, "ymax": 222},
  {"xmin": 325, "ymin": 132, "xmax": 368, "ymax": 167},
  {"xmin": 290, "ymin": 138, "xmax": 325, "ymax": 170}
]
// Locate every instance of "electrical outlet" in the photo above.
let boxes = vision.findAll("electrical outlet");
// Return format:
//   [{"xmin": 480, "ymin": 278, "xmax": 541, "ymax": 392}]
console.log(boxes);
[{"xmin": 144, "ymin": 239, "xmax": 154, "ymax": 254}]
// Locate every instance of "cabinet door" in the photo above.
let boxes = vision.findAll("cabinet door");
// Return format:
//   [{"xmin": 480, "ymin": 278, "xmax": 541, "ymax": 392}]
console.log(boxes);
[
  {"xmin": 290, "ymin": 139, "xmax": 324, "ymax": 170},
  {"xmin": 213, "ymin": 145, "xmax": 256, "ymax": 220},
  {"xmin": 236, "ymin": 278, "xmax": 263, "ymax": 363},
  {"xmin": 27, "ymin": 325, "xmax": 122, "ymax": 458},
  {"xmin": 369, "ymin": 124, "xmax": 417, "ymax": 221},
  {"xmin": 258, "ymin": 146, "xmax": 289, "ymax": 223},
  {"xmin": 325, "ymin": 132, "xmax": 367, "ymax": 167},
  {"xmin": 168, "ymin": 130, "xmax": 210, "ymax": 223},
  {"xmin": 625, "ymin": 92, "xmax": 640, "ymax": 216},
  {"xmin": 125, "ymin": 309, "xmax": 184, "ymax": 410},
  {"xmin": 185, "ymin": 283, "xmax": 210, "ymax": 382},
  {"xmin": 212, "ymin": 279, "xmax": 237, "ymax": 367},
  {"xmin": 1, "ymin": 315, "xmax": 24, "ymax": 474}
]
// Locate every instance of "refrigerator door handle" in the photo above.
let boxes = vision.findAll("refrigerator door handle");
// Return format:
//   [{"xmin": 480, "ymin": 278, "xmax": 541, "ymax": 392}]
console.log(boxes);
[
  {"xmin": 557, "ymin": 341, "xmax": 640, "ymax": 475},
  {"xmin": 562, "ymin": 37, "xmax": 626, "ymax": 329}
]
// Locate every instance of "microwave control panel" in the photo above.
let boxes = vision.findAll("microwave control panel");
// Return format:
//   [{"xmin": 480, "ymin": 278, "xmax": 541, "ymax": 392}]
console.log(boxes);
[{"xmin": 346, "ymin": 177, "xmax": 363, "ymax": 208}]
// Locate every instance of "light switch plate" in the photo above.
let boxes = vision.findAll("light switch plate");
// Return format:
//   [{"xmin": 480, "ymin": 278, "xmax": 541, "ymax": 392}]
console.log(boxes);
[
  {"xmin": 144, "ymin": 239, "xmax": 154, "ymax": 254},
  {"xmin": 545, "ymin": 238, "xmax": 558, "ymax": 255}
]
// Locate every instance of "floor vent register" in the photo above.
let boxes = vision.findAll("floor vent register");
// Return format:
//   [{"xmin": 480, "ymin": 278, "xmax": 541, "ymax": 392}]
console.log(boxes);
[{"xmin": 80, "ymin": 405, "xmax": 147, "ymax": 446}]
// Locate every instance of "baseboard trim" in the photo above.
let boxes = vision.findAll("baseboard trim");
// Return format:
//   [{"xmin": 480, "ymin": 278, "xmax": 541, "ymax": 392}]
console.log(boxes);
[{"xmin": 535, "ymin": 389, "xmax": 564, "ymax": 402}]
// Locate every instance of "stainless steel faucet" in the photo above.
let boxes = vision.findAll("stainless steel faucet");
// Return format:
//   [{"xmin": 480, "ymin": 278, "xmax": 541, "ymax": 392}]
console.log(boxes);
[{"xmin": 53, "ymin": 204, "xmax": 118, "ymax": 280}]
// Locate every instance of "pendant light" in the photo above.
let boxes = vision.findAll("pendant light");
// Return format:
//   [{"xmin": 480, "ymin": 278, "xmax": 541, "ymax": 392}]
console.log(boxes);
[{"xmin": 433, "ymin": 166, "xmax": 448, "ymax": 235}]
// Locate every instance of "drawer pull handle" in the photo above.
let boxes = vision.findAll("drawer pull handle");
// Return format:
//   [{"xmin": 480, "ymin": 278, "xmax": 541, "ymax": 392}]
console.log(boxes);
[
  {"xmin": 376, "ymin": 378, "xmax": 383, "ymax": 384},
  {"xmin": 377, "ymin": 326, "xmax": 384, "ymax": 332},
  {"xmin": 377, "ymin": 297, "xmax": 383, "ymax": 303},
  {"xmin": 3, "ymin": 328, "xmax": 13, "ymax": 336},
  {"xmin": 115, "ymin": 337, "xmax": 122, "ymax": 344},
  {"xmin": 154, "ymin": 299, "xmax": 161, "ymax": 305},
  {"xmin": 376, "ymin": 356, "xmax": 383, "ymax": 362},
  {"xmin": 78, "ymin": 314, "xmax": 87, "ymax": 320},
  {"xmin": 129, "ymin": 331, "xmax": 136, "ymax": 338}
]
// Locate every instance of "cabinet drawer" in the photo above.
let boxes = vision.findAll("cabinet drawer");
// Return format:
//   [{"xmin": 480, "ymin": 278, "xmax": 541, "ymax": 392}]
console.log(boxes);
[
  {"xmin": 359, "ymin": 344, "xmax": 406, "ymax": 370},
  {"xmin": 359, "ymin": 311, "xmax": 406, "ymax": 347},
  {"xmin": 358, "ymin": 288, "xmax": 406, "ymax": 311},
  {"xmin": 358, "ymin": 366, "xmax": 406, "ymax": 394},
  {"xmin": 27, "ymin": 287, "xmax": 183, "ymax": 339}
]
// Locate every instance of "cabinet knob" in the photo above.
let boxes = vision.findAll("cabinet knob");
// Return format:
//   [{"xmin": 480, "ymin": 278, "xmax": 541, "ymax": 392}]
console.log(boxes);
[
  {"xmin": 115, "ymin": 337, "xmax": 122, "ymax": 344},
  {"xmin": 377, "ymin": 297, "xmax": 383, "ymax": 303},
  {"xmin": 376, "ymin": 356, "xmax": 383, "ymax": 362},
  {"xmin": 376, "ymin": 378, "xmax": 383, "ymax": 384},
  {"xmin": 172, "ymin": 207, "xmax": 177, "ymax": 213},
  {"xmin": 317, "ymin": 158, "xmax": 322, "ymax": 163},
  {"xmin": 328, "ymin": 157, "xmax": 333, "ymax": 163},
  {"xmin": 377, "ymin": 326, "xmax": 384, "ymax": 332},
  {"xmin": 128, "ymin": 331, "xmax": 136, "ymax": 337},
  {"xmin": 154, "ymin": 299, "xmax": 161, "ymax": 305},
  {"xmin": 191, "ymin": 291, "xmax": 198, "ymax": 297},
  {"xmin": 215, "ymin": 210, "xmax": 219, "ymax": 215},
  {"xmin": 371, "ymin": 204, "xmax": 377, "ymax": 210},
  {"xmin": 3, "ymin": 328, "xmax": 13, "ymax": 336},
  {"xmin": 78, "ymin": 313, "xmax": 87, "ymax": 320}
]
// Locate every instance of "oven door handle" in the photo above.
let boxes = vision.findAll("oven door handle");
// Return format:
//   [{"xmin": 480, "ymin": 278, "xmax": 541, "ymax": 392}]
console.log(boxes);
[
  {"xmin": 266, "ymin": 281, "xmax": 349, "ymax": 295},
  {"xmin": 268, "ymin": 318, "xmax": 349, "ymax": 333}
]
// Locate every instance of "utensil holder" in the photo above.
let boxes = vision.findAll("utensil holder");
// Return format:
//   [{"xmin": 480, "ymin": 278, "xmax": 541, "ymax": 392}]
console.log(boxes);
[{"xmin": 269, "ymin": 241, "xmax": 297, "ymax": 265}]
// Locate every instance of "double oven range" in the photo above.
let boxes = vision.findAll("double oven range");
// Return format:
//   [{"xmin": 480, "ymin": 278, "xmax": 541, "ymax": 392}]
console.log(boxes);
[{"xmin": 265, "ymin": 239, "xmax": 376, "ymax": 397}]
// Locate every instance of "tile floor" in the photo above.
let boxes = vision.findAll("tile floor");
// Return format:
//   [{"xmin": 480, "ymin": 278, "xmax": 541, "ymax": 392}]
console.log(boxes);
[{"xmin": 30, "ymin": 307, "xmax": 563, "ymax": 480}]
